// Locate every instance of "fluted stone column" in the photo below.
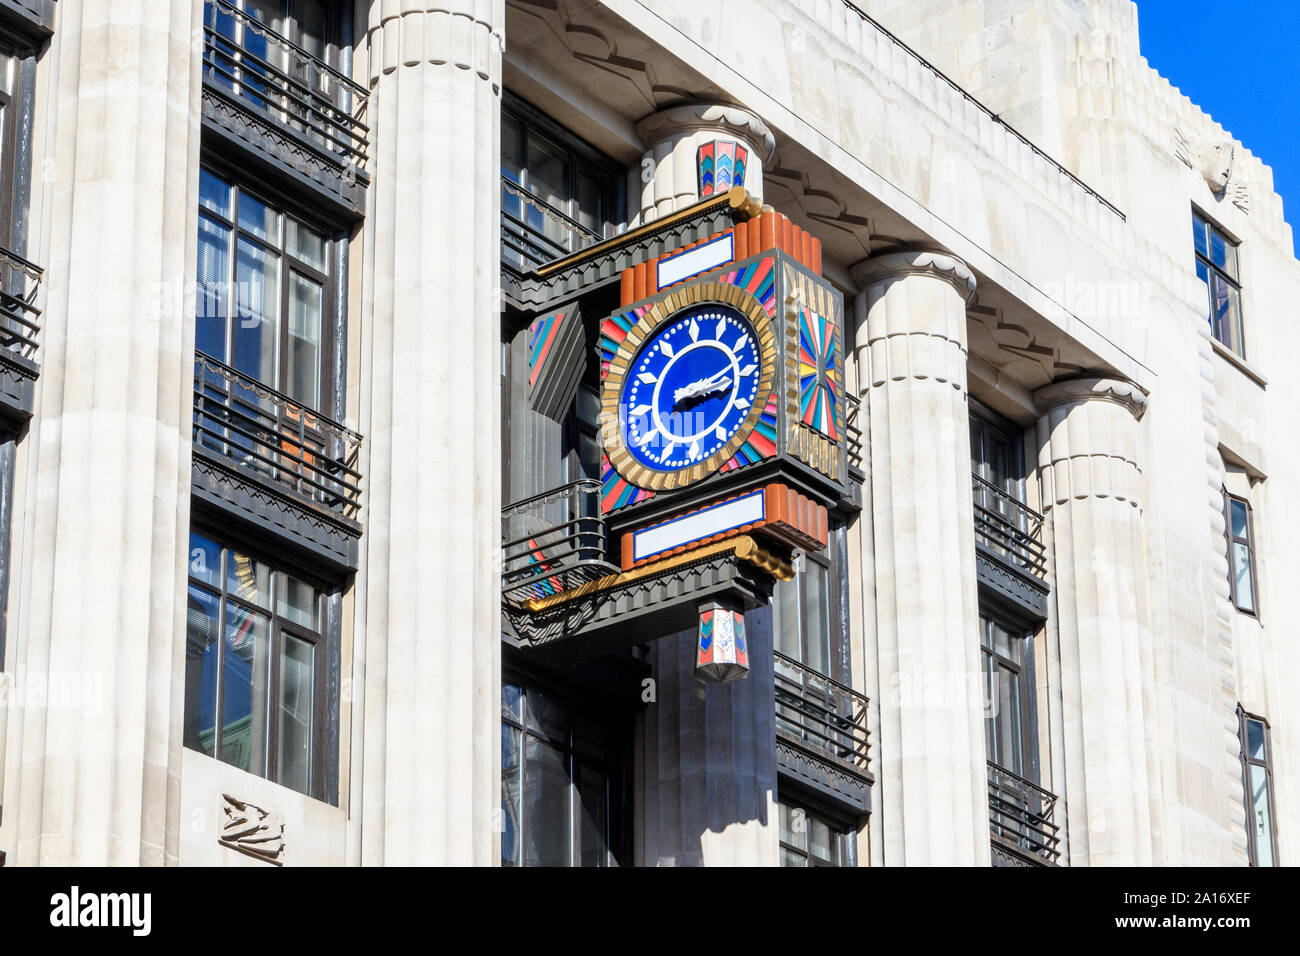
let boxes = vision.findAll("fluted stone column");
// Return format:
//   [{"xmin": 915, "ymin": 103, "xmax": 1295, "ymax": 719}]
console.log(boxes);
[
  {"xmin": 639, "ymin": 615, "xmax": 779, "ymax": 866},
  {"xmin": 1034, "ymin": 377, "xmax": 1154, "ymax": 866},
  {"xmin": 849, "ymin": 251, "xmax": 990, "ymax": 866},
  {"xmin": 1, "ymin": 0, "xmax": 202, "ymax": 865},
  {"xmin": 354, "ymin": 2, "xmax": 503, "ymax": 866},
  {"xmin": 633, "ymin": 103, "xmax": 775, "ymax": 225}
]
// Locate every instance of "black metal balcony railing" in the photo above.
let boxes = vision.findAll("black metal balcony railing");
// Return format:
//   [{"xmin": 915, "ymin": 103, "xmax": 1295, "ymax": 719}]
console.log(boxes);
[
  {"xmin": 202, "ymin": 0, "xmax": 370, "ymax": 168},
  {"xmin": 843, "ymin": 392, "xmax": 864, "ymax": 477},
  {"xmin": 987, "ymin": 762, "xmax": 1061, "ymax": 865},
  {"xmin": 501, "ymin": 176, "xmax": 605, "ymax": 274},
  {"xmin": 972, "ymin": 473, "xmax": 1047, "ymax": 578},
  {"xmin": 193, "ymin": 352, "xmax": 362, "ymax": 518},
  {"xmin": 501, "ymin": 479, "xmax": 619, "ymax": 608},
  {"xmin": 774, "ymin": 651, "xmax": 870, "ymax": 773},
  {"xmin": 1, "ymin": 245, "xmax": 44, "ymax": 360}
]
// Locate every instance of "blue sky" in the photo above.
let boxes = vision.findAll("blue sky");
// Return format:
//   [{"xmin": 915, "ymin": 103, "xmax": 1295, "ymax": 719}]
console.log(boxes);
[{"xmin": 1135, "ymin": 0, "xmax": 1300, "ymax": 256}]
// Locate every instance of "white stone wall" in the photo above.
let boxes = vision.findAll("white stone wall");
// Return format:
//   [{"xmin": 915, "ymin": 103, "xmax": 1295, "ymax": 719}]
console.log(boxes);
[{"xmin": 2, "ymin": 0, "xmax": 1296, "ymax": 868}]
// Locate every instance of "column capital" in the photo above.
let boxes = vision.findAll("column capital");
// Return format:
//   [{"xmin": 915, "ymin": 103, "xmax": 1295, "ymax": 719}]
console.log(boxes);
[
  {"xmin": 1034, "ymin": 376, "xmax": 1148, "ymax": 421},
  {"xmin": 850, "ymin": 249, "xmax": 977, "ymax": 304},
  {"xmin": 635, "ymin": 102, "xmax": 777, "ymax": 163}
]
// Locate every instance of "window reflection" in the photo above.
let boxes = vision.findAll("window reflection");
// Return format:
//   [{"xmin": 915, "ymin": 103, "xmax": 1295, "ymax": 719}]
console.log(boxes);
[
  {"xmin": 500, "ymin": 676, "xmax": 624, "ymax": 866},
  {"xmin": 183, "ymin": 530, "xmax": 327, "ymax": 799}
]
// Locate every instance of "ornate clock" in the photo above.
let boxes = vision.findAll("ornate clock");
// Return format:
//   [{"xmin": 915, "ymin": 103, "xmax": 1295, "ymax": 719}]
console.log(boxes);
[{"xmin": 602, "ymin": 281, "xmax": 777, "ymax": 492}]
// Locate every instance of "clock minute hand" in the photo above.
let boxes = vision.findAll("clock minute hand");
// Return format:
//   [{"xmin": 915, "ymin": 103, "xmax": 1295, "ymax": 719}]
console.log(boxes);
[{"xmin": 674, "ymin": 371, "xmax": 732, "ymax": 406}]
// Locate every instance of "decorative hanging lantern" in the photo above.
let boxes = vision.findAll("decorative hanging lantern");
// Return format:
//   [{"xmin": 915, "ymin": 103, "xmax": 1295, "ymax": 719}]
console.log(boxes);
[{"xmin": 694, "ymin": 601, "xmax": 750, "ymax": 683}]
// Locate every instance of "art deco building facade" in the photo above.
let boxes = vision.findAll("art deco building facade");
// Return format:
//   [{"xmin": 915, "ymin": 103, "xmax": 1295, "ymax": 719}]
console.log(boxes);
[{"xmin": 0, "ymin": 0, "xmax": 1293, "ymax": 867}]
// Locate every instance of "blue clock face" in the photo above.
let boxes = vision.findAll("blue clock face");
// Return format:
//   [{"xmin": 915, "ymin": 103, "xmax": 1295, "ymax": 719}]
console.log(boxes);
[{"xmin": 620, "ymin": 305, "xmax": 762, "ymax": 471}]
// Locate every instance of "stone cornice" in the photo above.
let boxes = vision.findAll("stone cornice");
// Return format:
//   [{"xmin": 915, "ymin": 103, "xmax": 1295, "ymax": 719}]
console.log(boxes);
[
  {"xmin": 850, "ymin": 249, "xmax": 977, "ymax": 304},
  {"xmin": 1034, "ymin": 376, "xmax": 1149, "ymax": 422},
  {"xmin": 635, "ymin": 103, "xmax": 777, "ymax": 163}
]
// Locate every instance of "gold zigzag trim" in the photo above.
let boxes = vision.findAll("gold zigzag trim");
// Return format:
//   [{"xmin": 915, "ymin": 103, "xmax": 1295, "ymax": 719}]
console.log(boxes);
[{"xmin": 521, "ymin": 534, "xmax": 793, "ymax": 614}]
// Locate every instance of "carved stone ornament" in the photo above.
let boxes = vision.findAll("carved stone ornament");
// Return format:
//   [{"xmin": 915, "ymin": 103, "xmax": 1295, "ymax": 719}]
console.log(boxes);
[
  {"xmin": 635, "ymin": 103, "xmax": 777, "ymax": 164},
  {"xmin": 850, "ymin": 249, "xmax": 978, "ymax": 304},
  {"xmin": 1033, "ymin": 376, "xmax": 1149, "ymax": 422},
  {"xmin": 219, "ymin": 793, "xmax": 286, "ymax": 866},
  {"xmin": 1197, "ymin": 141, "xmax": 1235, "ymax": 194}
]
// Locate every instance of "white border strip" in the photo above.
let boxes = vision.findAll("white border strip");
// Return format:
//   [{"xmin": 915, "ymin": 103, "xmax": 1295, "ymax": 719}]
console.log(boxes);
[
  {"xmin": 632, "ymin": 488, "xmax": 765, "ymax": 563},
  {"xmin": 656, "ymin": 233, "xmax": 735, "ymax": 290}
]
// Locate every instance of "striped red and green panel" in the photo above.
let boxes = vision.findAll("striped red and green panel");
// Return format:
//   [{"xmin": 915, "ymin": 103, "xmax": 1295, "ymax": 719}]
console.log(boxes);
[{"xmin": 797, "ymin": 306, "xmax": 839, "ymax": 440}]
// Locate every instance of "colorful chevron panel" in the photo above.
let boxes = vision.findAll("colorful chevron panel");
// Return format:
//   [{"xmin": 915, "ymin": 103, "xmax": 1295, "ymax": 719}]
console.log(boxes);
[
  {"xmin": 598, "ymin": 303, "xmax": 650, "ymax": 380},
  {"xmin": 719, "ymin": 393, "xmax": 779, "ymax": 472},
  {"xmin": 716, "ymin": 255, "xmax": 777, "ymax": 316},
  {"xmin": 520, "ymin": 538, "xmax": 566, "ymax": 602},
  {"xmin": 697, "ymin": 140, "xmax": 750, "ymax": 197},
  {"xmin": 601, "ymin": 453, "xmax": 655, "ymax": 512},
  {"xmin": 797, "ymin": 306, "xmax": 839, "ymax": 441},
  {"xmin": 528, "ymin": 311, "xmax": 563, "ymax": 389}
]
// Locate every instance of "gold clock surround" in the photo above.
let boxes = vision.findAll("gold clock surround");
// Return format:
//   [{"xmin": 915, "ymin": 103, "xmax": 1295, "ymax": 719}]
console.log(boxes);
[{"xmin": 601, "ymin": 280, "xmax": 778, "ymax": 492}]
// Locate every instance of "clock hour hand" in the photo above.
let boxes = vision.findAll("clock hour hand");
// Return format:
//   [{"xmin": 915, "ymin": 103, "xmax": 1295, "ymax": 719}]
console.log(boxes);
[{"xmin": 673, "ymin": 371, "xmax": 732, "ymax": 407}]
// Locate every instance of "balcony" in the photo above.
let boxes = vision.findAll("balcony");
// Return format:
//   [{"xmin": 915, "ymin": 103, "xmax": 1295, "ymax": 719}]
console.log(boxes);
[
  {"xmin": 200, "ymin": 0, "xmax": 370, "ymax": 217},
  {"xmin": 0, "ymin": 0, "xmax": 55, "ymax": 43},
  {"xmin": 502, "ymin": 479, "xmax": 618, "ymax": 610},
  {"xmin": 972, "ymin": 474, "xmax": 1050, "ymax": 619},
  {"xmin": 190, "ymin": 352, "xmax": 363, "ymax": 572},
  {"xmin": 987, "ymin": 762, "xmax": 1061, "ymax": 866},
  {"xmin": 775, "ymin": 651, "xmax": 872, "ymax": 814},
  {"xmin": 0, "ymin": 245, "xmax": 44, "ymax": 423},
  {"xmin": 843, "ymin": 392, "xmax": 864, "ymax": 482},
  {"xmin": 501, "ymin": 176, "xmax": 605, "ymax": 277}
]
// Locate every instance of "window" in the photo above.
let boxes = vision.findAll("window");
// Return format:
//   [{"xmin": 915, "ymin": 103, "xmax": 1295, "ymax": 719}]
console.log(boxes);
[
  {"xmin": 779, "ymin": 800, "xmax": 848, "ymax": 867},
  {"xmin": 969, "ymin": 408, "xmax": 1044, "ymax": 576},
  {"xmin": 195, "ymin": 165, "xmax": 336, "ymax": 413},
  {"xmin": 501, "ymin": 94, "xmax": 623, "ymax": 271},
  {"xmin": 0, "ymin": 45, "xmax": 23, "ymax": 250},
  {"xmin": 1194, "ymin": 211, "xmax": 1245, "ymax": 356},
  {"xmin": 980, "ymin": 613, "xmax": 1034, "ymax": 780},
  {"xmin": 565, "ymin": 383, "xmax": 603, "ymax": 487},
  {"xmin": 501, "ymin": 676, "xmax": 627, "ymax": 866},
  {"xmin": 185, "ymin": 529, "xmax": 329, "ymax": 799},
  {"xmin": 774, "ymin": 543, "xmax": 837, "ymax": 679},
  {"xmin": 204, "ymin": 0, "xmax": 348, "ymax": 147},
  {"xmin": 1237, "ymin": 708, "xmax": 1278, "ymax": 866},
  {"xmin": 970, "ymin": 408, "xmax": 1025, "ymax": 500},
  {"xmin": 1223, "ymin": 491, "xmax": 1258, "ymax": 615}
]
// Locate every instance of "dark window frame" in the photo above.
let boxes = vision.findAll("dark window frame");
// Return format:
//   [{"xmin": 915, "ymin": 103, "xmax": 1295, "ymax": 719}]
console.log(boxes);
[
  {"xmin": 0, "ymin": 51, "xmax": 18, "ymax": 248},
  {"xmin": 979, "ymin": 606, "xmax": 1040, "ymax": 785},
  {"xmin": 773, "ymin": 522, "xmax": 846, "ymax": 684},
  {"xmin": 778, "ymin": 797, "xmax": 850, "ymax": 867},
  {"xmin": 206, "ymin": 0, "xmax": 345, "ymax": 71},
  {"xmin": 1223, "ymin": 489, "xmax": 1259, "ymax": 616},
  {"xmin": 970, "ymin": 401, "xmax": 1027, "ymax": 501},
  {"xmin": 196, "ymin": 159, "xmax": 343, "ymax": 418},
  {"xmin": 1237, "ymin": 706, "xmax": 1279, "ymax": 867},
  {"xmin": 1194, "ymin": 209, "xmax": 1245, "ymax": 357},
  {"xmin": 500, "ymin": 91, "xmax": 626, "ymax": 269},
  {"xmin": 500, "ymin": 668, "xmax": 631, "ymax": 867},
  {"xmin": 184, "ymin": 525, "xmax": 332, "ymax": 801}
]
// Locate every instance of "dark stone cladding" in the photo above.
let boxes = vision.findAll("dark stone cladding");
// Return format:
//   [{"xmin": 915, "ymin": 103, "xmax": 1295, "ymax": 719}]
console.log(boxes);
[
  {"xmin": 991, "ymin": 836, "xmax": 1057, "ymax": 867},
  {"xmin": 200, "ymin": 84, "xmax": 368, "ymax": 223},
  {"xmin": 190, "ymin": 445, "xmax": 361, "ymax": 576},
  {"xmin": 776, "ymin": 736, "xmax": 872, "ymax": 817},
  {"xmin": 0, "ymin": 0, "xmax": 56, "ymax": 45},
  {"xmin": 505, "ymin": 549, "xmax": 776, "ymax": 663},
  {"xmin": 503, "ymin": 201, "xmax": 746, "ymax": 315},
  {"xmin": 976, "ymin": 543, "xmax": 1050, "ymax": 622},
  {"xmin": 0, "ymin": 349, "xmax": 37, "ymax": 426}
]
